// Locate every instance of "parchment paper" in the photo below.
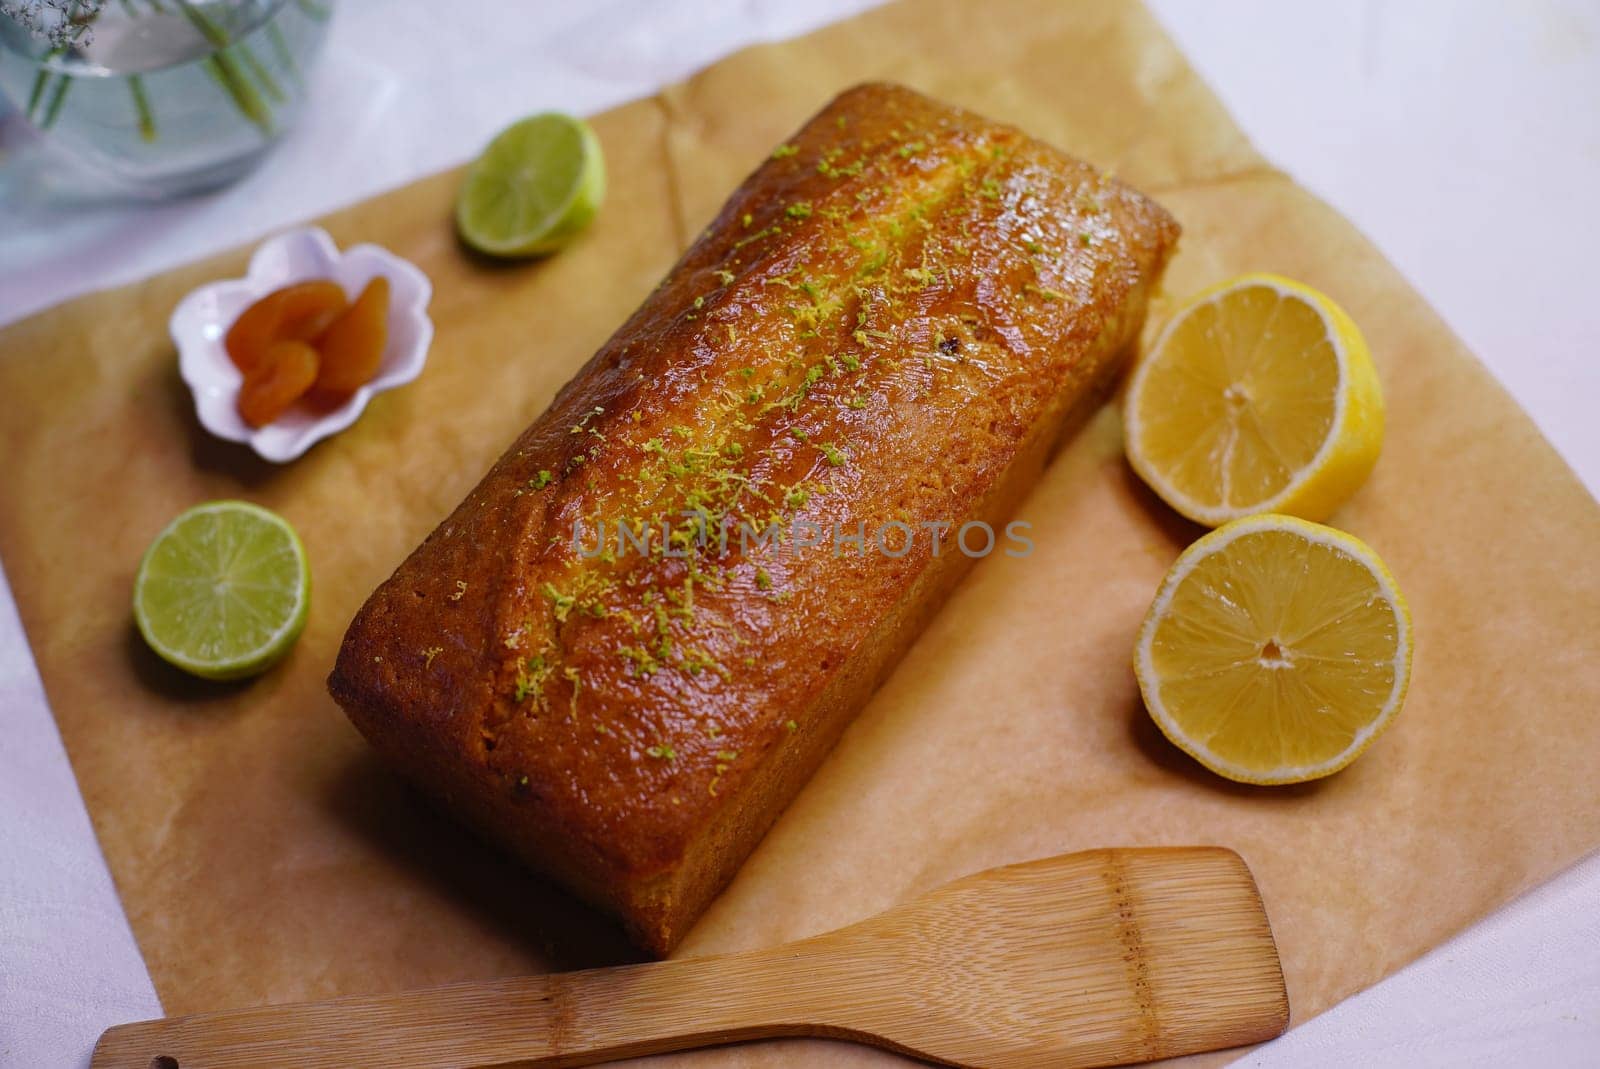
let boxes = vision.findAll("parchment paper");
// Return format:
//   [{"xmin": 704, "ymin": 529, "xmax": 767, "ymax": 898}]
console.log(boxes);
[{"xmin": 1, "ymin": 0, "xmax": 1597, "ymax": 1064}]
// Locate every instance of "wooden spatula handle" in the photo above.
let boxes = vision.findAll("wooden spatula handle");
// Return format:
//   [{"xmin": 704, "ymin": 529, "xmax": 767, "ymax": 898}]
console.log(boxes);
[
  {"xmin": 93, "ymin": 946, "xmax": 845, "ymax": 1068},
  {"xmin": 93, "ymin": 848, "xmax": 1287, "ymax": 1069}
]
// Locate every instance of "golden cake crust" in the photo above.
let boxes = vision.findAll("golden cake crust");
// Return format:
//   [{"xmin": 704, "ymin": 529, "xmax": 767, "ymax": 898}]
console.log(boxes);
[{"xmin": 330, "ymin": 82, "xmax": 1178, "ymax": 954}]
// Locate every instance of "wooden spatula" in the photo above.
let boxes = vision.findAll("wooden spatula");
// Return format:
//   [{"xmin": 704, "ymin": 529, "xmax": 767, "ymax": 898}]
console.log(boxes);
[{"xmin": 92, "ymin": 846, "xmax": 1287, "ymax": 1069}]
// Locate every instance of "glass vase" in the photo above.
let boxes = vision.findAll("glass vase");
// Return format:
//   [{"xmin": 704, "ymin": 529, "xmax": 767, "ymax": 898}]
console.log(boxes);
[{"xmin": 0, "ymin": 0, "xmax": 334, "ymax": 197}]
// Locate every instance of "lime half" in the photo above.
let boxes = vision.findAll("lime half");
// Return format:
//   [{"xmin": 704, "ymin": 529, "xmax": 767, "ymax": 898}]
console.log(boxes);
[
  {"xmin": 456, "ymin": 112, "xmax": 606, "ymax": 257},
  {"xmin": 133, "ymin": 501, "xmax": 310, "ymax": 681}
]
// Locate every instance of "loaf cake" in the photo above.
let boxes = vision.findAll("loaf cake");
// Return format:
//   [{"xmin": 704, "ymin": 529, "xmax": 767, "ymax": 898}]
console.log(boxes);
[{"xmin": 330, "ymin": 83, "xmax": 1179, "ymax": 955}]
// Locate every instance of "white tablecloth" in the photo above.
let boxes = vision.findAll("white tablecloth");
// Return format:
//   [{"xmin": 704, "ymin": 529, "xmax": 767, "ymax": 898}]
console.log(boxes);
[{"xmin": 1, "ymin": 2, "xmax": 1596, "ymax": 1066}]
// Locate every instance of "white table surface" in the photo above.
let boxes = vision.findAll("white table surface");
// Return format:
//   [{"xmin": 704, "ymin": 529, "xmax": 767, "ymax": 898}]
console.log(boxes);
[{"xmin": 1, "ymin": 1, "xmax": 1597, "ymax": 1066}]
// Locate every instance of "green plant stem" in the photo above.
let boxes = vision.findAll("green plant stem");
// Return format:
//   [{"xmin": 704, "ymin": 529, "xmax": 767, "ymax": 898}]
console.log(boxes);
[
  {"xmin": 175, "ymin": 0, "xmax": 228, "ymax": 48},
  {"xmin": 25, "ymin": 46, "xmax": 66, "ymax": 122},
  {"xmin": 175, "ymin": 0, "xmax": 276, "ymax": 135},
  {"xmin": 294, "ymin": 0, "xmax": 331, "ymax": 21},
  {"xmin": 266, "ymin": 22, "xmax": 298, "ymax": 81},
  {"xmin": 238, "ymin": 40, "xmax": 285, "ymax": 102},
  {"xmin": 40, "ymin": 71, "xmax": 71, "ymax": 129},
  {"xmin": 204, "ymin": 48, "xmax": 273, "ymax": 134},
  {"xmin": 25, "ymin": 70, "xmax": 53, "ymax": 121},
  {"xmin": 128, "ymin": 74, "xmax": 157, "ymax": 141}
]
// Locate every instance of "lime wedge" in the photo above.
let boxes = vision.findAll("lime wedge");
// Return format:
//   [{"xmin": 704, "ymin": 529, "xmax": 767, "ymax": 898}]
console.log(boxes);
[
  {"xmin": 456, "ymin": 112, "xmax": 606, "ymax": 257},
  {"xmin": 133, "ymin": 501, "xmax": 310, "ymax": 681}
]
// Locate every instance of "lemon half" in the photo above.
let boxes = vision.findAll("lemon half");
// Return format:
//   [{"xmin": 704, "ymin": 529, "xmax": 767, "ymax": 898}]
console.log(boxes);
[
  {"xmin": 1125, "ymin": 274, "xmax": 1383, "ymax": 526},
  {"xmin": 1134, "ymin": 514, "xmax": 1411, "ymax": 785}
]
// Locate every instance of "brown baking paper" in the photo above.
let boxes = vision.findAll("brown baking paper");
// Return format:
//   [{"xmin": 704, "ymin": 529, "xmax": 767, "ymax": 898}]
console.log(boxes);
[{"xmin": 2, "ymin": 0, "xmax": 1598, "ymax": 1064}]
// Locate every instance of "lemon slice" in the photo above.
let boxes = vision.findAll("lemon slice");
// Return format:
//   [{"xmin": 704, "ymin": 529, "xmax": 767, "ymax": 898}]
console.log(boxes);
[
  {"xmin": 1133, "ymin": 514, "xmax": 1411, "ymax": 784},
  {"xmin": 133, "ymin": 501, "xmax": 310, "ymax": 681},
  {"xmin": 1125, "ymin": 274, "xmax": 1383, "ymax": 526},
  {"xmin": 456, "ymin": 112, "xmax": 606, "ymax": 257}
]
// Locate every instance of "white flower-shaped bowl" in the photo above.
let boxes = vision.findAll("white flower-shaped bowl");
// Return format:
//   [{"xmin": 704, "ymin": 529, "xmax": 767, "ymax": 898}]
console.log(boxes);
[{"xmin": 171, "ymin": 227, "xmax": 433, "ymax": 463}]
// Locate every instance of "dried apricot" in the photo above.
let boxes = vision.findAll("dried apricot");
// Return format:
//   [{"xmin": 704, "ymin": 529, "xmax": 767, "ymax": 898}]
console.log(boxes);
[
  {"xmin": 226, "ymin": 281, "xmax": 347, "ymax": 373},
  {"xmin": 237, "ymin": 339, "xmax": 320, "ymax": 428},
  {"xmin": 313, "ymin": 276, "xmax": 390, "ymax": 395}
]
